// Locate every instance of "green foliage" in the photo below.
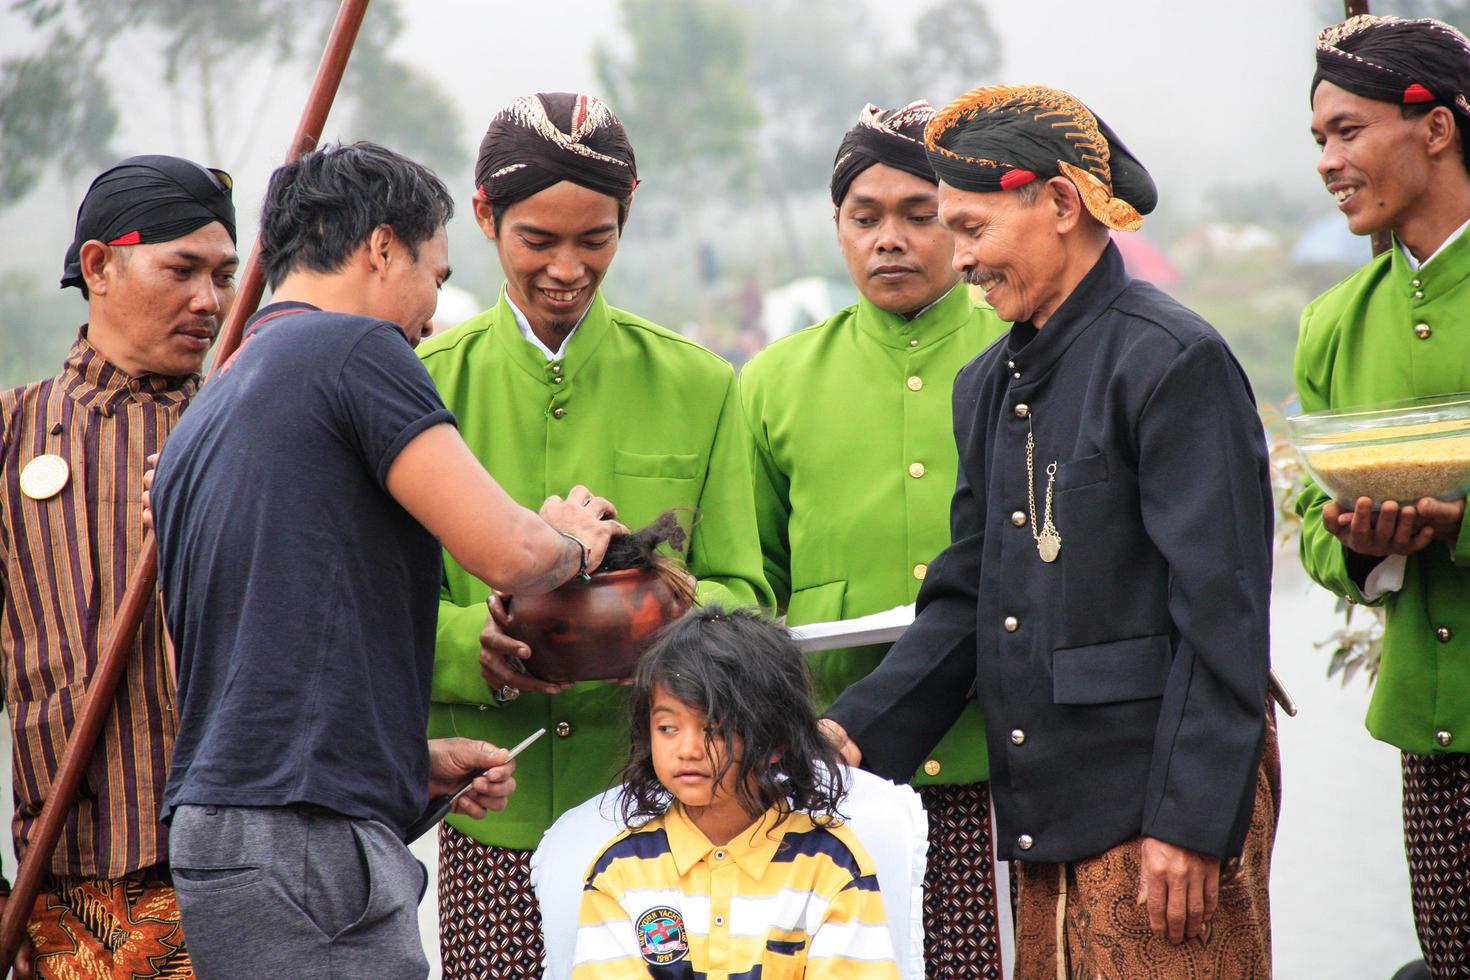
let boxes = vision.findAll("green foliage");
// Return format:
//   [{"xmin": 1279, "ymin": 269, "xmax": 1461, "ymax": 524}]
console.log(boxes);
[
  {"xmin": 0, "ymin": 31, "xmax": 116, "ymax": 203},
  {"xmin": 901, "ymin": 0, "xmax": 1003, "ymax": 100},
  {"xmin": 0, "ymin": 271, "xmax": 82, "ymax": 389},
  {"xmin": 340, "ymin": 1, "xmax": 464, "ymax": 177},
  {"xmin": 746, "ymin": 0, "xmax": 903, "ymax": 196},
  {"xmin": 597, "ymin": 0, "xmax": 760, "ymax": 197}
]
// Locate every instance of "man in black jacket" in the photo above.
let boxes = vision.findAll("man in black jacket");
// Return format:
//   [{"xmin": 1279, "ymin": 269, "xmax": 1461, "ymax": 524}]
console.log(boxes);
[{"xmin": 822, "ymin": 84, "xmax": 1278, "ymax": 976}]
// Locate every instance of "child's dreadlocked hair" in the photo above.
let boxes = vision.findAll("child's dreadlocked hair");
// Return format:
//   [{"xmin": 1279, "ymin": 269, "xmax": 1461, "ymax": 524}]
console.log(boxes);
[{"xmin": 618, "ymin": 606, "xmax": 847, "ymax": 827}]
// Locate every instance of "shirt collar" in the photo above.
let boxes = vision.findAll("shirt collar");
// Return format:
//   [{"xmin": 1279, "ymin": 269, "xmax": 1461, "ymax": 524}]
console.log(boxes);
[
  {"xmin": 504, "ymin": 287, "xmax": 589, "ymax": 362},
  {"xmin": 1006, "ymin": 240, "xmax": 1130, "ymax": 385},
  {"xmin": 1399, "ymin": 216, "xmax": 1470, "ymax": 271},
  {"xmin": 664, "ymin": 803, "xmax": 795, "ymax": 881},
  {"xmin": 854, "ymin": 282, "xmax": 972, "ymax": 350},
  {"xmin": 492, "ymin": 288, "xmax": 612, "ymax": 385},
  {"xmin": 61, "ymin": 327, "xmax": 198, "ymax": 416}
]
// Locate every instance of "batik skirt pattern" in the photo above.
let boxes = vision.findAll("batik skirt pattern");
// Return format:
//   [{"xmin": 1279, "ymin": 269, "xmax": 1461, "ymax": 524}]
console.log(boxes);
[
  {"xmin": 1012, "ymin": 714, "xmax": 1280, "ymax": 980},
  {"xmin": 438, "ymin": 824, "xmax": 545, "ymax": 980},
  {"xmin": 918, "ymin": 781, "xmax": 1003, "ymax": 979},
  {"xmin": 26, "ymin": 870, "xmax": 192, "ymax": 979},
  {"xmin": 1402, "ymin": 750, "xmax": 1470, "ymax": 977}
]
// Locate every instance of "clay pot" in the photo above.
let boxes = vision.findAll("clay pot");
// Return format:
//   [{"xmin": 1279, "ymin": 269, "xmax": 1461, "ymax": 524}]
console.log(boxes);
[{"xmin": 507, "ymin": 567, "xmax": 696, "ymax": 683}]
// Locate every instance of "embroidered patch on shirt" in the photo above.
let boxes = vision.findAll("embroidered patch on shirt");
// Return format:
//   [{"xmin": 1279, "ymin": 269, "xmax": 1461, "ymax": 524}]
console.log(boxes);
[{"xmin": 636, "ymin": 906, "xmax": 689, "ymax": 965}]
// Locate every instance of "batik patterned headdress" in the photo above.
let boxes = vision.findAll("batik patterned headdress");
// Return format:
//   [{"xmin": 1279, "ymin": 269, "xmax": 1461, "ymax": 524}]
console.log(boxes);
[
  {"xmin": 830, "ymin": 101, "xmax": 937, "ymax": 206},
  {"xmin": 924, "ymin": 84, "xmax": 1157, "ymax": 233},
  {"xmin": 475, "ymin": 92, "xmax": 638, "ymax": 208}
]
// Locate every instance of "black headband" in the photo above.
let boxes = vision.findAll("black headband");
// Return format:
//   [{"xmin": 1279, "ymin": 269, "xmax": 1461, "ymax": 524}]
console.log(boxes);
[
  {"xmin": 830, "ymin": 102, "xmax": 936, "ymax": 206},
  {"xmin": 475, "ymin": 92, "xmax": 637, "ymax": 210},
  {"xmin": 62, "ymin": 155, "xmax": 236, "ymax": 291}
]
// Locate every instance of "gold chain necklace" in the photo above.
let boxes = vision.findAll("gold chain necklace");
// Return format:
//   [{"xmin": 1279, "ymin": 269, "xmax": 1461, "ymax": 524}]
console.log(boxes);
[{"xmin": 1025, "ymin": 419, "xmax": 1061, "ymax": 563}]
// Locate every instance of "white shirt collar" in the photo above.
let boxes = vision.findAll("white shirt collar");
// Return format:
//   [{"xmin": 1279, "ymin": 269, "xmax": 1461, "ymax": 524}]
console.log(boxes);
[
  {"xmin": 504, "ymin": 288, "xmax": 590, "ymax": 362},
  {"xmin": 902, "ymin": 284, "xmax": 958, "ymax": 321},
  {"xmin": 1400, "ymin": 215, "xmax": 1470, "ymax": 271}
]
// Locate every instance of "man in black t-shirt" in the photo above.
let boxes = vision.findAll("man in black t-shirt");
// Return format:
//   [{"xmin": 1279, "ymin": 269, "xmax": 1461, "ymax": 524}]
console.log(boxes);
[{"xmin": 150, "ymin": 142, "xmax": 623, "ymax": 978}]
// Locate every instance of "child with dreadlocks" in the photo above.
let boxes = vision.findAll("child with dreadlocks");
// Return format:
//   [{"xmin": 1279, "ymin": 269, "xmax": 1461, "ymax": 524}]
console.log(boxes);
[{"xmin": 571, "ymin": 607, "xmax": 899, "ymax": 979}]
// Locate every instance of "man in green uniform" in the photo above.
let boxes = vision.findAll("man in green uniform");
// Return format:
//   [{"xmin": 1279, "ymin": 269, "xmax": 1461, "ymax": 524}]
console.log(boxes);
[
  {"xmin": 417, "ymin": 92, "xmax": 773, "ymax": 979},
  {"xmin": 1299, "ymin": 16, "xmax": 1470, "ymax": 976},
  {"xmin": 739, "ymin": 102, "xmax": 1007, "ymax": 978}
]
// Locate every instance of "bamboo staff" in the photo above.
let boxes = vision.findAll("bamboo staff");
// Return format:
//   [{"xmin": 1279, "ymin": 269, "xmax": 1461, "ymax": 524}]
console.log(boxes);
[{"xmin": 0, "ymin": 0, "xmax": 370, "ymax": 970}]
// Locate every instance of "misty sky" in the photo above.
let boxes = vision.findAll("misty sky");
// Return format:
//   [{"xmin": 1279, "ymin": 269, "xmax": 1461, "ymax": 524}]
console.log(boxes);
[{"xmin": 0, "ymin": 0, "xmax": 1336, "ymax": 283}]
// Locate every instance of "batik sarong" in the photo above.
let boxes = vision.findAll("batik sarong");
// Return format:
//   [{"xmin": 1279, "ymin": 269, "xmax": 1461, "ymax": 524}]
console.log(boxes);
[
  {"xmin": 1012, "ymin": 714, "xmax": 1280, "ymax": 979},
  {"xmin": 26, "ymin": 866, "xmax": 192, "ymax": 979}
]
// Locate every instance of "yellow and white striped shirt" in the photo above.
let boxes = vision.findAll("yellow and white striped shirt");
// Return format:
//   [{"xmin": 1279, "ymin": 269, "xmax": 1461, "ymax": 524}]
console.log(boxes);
[{"xmin": 573, "ymin": 803, "xmax": 898, "ymax": 979}]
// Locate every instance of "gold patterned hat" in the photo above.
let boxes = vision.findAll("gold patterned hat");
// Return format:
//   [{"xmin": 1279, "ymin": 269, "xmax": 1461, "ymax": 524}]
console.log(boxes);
[{"xmin": 924, "ymin": 84, "xmax": 1157, "ymax": 232}]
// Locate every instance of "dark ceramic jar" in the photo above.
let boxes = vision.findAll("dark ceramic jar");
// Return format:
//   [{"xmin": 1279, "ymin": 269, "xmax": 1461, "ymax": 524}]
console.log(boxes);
[{"xmin": 508, "ymin": 567, "xmax": 696, "ymax": 682}]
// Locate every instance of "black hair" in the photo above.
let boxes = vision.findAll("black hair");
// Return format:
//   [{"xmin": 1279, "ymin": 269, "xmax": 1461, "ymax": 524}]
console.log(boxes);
[
  {"xmin": 259, "ymin": 141, "xmax": 455, "ymax": 290},
  {"xmin": 1400, "ymin": 103, "xmax": 1470, "ymax": 173},
  {"xmin": 619, "ymin": 606, "xmax": 847, "ymax": 829},
  {"xmin": 489, "ymin": 196, "xmax": 632, "ymax": 236}
]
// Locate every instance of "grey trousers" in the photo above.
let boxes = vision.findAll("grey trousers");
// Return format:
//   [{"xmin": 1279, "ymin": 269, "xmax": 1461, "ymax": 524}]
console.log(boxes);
[{"xmin": 170, "ymin": 804, "xmax": 429, "ymax": 979}]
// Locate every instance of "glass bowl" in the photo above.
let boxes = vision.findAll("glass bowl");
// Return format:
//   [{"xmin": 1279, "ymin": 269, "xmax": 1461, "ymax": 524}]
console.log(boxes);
[{"xmin": 1287, "ymin": 393, "xmax": 1470, "ymax": 507}]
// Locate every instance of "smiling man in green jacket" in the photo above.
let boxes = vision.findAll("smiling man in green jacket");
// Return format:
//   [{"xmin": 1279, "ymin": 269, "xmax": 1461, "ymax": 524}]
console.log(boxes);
[
  {"xmin": 418, "ymin": 93, "xmax": 772, "ymax": 979},
  {"xmin": 738, "ymin": 102, "xmax": 1008, "ymax": 978},
  {"xmin": 1300, "ymin": 17, "xmax": 1470, "ymax": 976}
]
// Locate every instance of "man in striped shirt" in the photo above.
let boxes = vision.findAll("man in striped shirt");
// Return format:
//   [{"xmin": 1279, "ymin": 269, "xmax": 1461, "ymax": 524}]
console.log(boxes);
[
  {"xmin": 575, "ymin": 805, "xmax": 898, "ymax": 979},
  {"xmin": 0, "ymin": 155, "xmax": 237, "ymax": 978}
]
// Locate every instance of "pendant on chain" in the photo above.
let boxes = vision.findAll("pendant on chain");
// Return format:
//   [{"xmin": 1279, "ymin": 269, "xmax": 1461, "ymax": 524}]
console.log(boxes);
[
  {"xmin": 1026, "ymin": 423, "xmax": 1061, "ymax": 563},
  {"xmin": 1037, "ymin": 526, "xmax": 1060, "ymax": 563}
]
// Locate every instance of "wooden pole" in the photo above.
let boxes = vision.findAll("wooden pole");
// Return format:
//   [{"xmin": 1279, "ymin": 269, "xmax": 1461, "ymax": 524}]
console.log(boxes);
[{"xmin": 0, "ymin": 1, "xmax": 370, "ymax": 970}]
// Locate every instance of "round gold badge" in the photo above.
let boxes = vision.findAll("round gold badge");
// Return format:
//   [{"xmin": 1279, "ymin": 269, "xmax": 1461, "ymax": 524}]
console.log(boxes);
[{"xmin": 19, "ymin": 454, "xmax": 70, "ymax": 501}]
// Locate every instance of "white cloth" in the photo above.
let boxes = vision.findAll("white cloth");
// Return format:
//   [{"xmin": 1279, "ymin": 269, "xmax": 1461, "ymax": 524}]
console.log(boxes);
[
  {"xmin": 1400, "ymin": 216, "xmax": 1470, "ymax": 271},
  {"xmin": 1361, "ymin": 553, "xmax": 1408, "ymax": 601},
  {"xmin": 505, "ymin": 288, "xmax": 587, "ymax": 361},
  {"xmin": 530, "ymin": 766, "xmax": 930, "ymax": 980}
]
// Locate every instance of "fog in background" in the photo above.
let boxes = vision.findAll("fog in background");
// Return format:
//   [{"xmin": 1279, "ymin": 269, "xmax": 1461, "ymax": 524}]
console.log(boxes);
[
  {"xmin": 0, "ymin": 2, "xmax": 1448, "ymax": 976},
  {"xmin": 2, "ymin": 0, "xmax": 1348, "ymax": 397}
]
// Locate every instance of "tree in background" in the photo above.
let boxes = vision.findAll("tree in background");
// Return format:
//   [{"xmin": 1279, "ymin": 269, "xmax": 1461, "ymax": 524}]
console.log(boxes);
[
  {"xmin": 744, "ymin": 0, "xmax": 903, "ymax": 269},
  {"xmin": 900, "ymin": 0, "xmax": 1004, "ymax": 102},
  {"xmin": 0, "ymin": 0, "xmax": 464, "ymax": 208},
  {"xmin": 596, "ymin": 0, "xmax": 760, "ymax": 288},
  {"xmin": 597, "ymin": 0, "xmax": 1003, "ymax": 294}
]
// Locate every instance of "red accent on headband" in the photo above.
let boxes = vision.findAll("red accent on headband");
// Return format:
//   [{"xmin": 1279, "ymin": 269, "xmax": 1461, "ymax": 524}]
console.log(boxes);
[
  {"xmin": 476, "ymin": 184, "xmax": 488, "ymax": 201},
  {"xmin": 1404, "ymin": 83, "xmax": 1435, "ymax": 104},
  {"xmin": 1000, "ymin": 169, "xmax": 1037, "ymax": 191},
  {"xmin": 107, "ymin": 230, "xmax": 142, "ymax": 246}
]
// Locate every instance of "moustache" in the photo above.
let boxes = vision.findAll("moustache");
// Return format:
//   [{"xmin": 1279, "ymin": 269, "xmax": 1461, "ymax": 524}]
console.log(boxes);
[
  {"xmin": 962, "ymin": 267, "xmax": 1001, "ymax": 287},
  {"xmin": 174, "ymin": 316, "xmax": 219, "ymax": 338}
]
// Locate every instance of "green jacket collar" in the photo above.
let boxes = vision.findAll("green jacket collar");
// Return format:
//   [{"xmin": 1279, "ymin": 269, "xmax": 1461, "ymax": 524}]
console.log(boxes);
[
  {"xmin": 492, "ymin": 289, "xmax": 612, "ymax": 384},
  {"xmin": 1390, "ymin": 221, "xmax": 1470, "ymax": 298},
  {"xmin": 854, "ymin": 283, "xmax": 971, "ymax": 350}
]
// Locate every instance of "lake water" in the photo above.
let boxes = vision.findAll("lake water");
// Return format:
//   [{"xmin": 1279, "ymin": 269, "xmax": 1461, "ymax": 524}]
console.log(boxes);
[{"xmin": 0, "ymin": 552, "xmax": 1425, "ymax": 978}]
